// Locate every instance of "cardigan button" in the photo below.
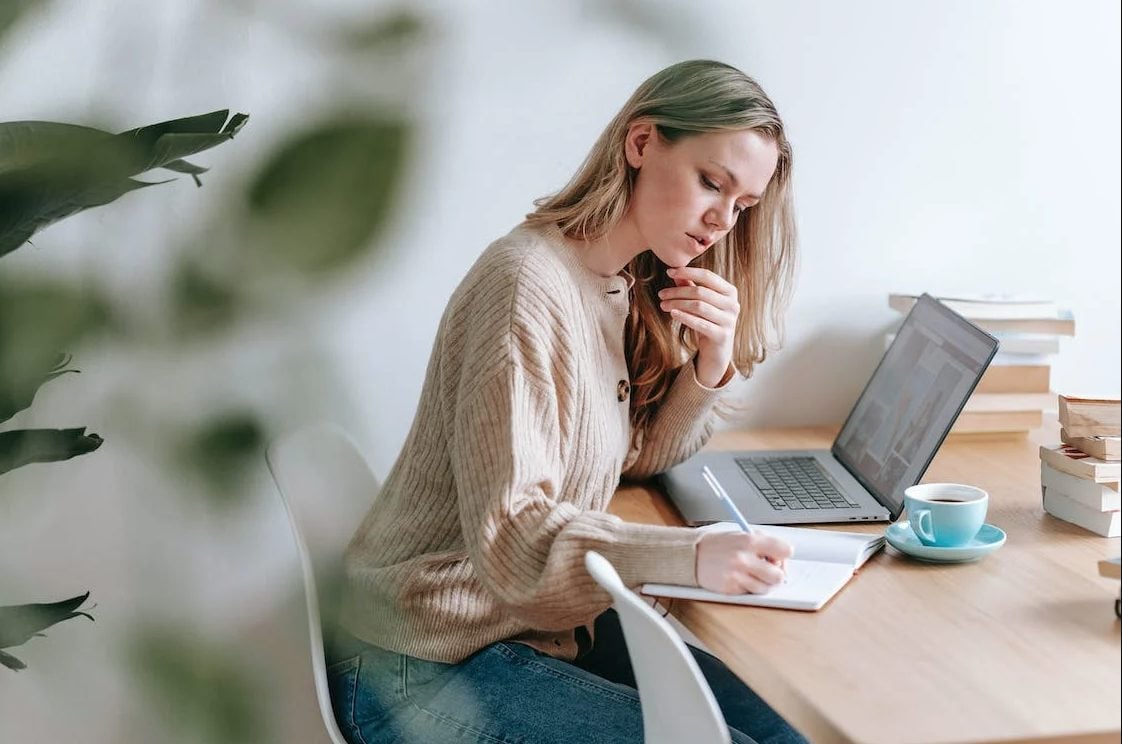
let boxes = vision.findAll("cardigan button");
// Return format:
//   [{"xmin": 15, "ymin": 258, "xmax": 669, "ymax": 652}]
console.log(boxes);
[{"xmin": 617, "ymin": 379, "xmax": 630, "ymax": 402}]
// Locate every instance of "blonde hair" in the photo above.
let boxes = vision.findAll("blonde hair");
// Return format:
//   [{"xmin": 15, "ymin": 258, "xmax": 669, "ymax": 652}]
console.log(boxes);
[{"xmin": 526, "ymin": 60, "xmax": 797, "ymax": 435}]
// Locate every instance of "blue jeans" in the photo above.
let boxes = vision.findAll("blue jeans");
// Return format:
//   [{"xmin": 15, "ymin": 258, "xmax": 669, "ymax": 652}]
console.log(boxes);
[{"xmin": 326, "ymin": 610, "xmax": 807, "ymax": 744}]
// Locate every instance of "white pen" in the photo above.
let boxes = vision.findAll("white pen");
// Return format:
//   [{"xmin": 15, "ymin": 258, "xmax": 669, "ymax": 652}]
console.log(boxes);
[
  {"xmin": 701, "ymin": 465, "xmax": 786, "ymax": 576},
  {"xmin": 700, "ymin": 465, "xmax": 754, "ymax": 533}
]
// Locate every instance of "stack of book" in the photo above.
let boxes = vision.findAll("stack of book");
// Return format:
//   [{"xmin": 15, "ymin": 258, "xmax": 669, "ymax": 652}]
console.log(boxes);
[
  {"xmin": 887, "ymin": 293, "xmax": 1073, "ymax": 434},
  {"xmin": 1040, "ymin": 395, "xmax": 1121, "ymax": 537}
]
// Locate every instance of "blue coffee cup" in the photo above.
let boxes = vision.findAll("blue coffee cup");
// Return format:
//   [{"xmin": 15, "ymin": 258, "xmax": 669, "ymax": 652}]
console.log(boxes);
[{"xmin": 904, "ymin": 483, "xmax": 988, "ymax": 547}]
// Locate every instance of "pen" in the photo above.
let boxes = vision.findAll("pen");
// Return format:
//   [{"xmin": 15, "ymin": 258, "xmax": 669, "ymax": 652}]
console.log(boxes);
[
  {"xmin": 701, "ymin": 465, "xmax": 753, "ymax": 533},
  {"xmin": 701, "ymin": 465, "xmax": 786, "ymax": 574}
]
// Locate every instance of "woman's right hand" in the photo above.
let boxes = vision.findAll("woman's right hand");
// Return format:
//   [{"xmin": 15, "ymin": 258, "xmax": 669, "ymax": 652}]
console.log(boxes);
[{"xmin": 696, "ymin": 531, "xmax": 794, "ymax": 594}]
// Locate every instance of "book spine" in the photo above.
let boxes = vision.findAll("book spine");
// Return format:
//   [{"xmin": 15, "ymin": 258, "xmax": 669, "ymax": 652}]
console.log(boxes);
[
  {"xmin": 964, "ymin": 392, "xmax": 1054, "ymax": 413},
  {"xmin": 1042, "ymin": 489, "xmax": 1121, "ymax": 537},
  {"xmin": 1038, "ymin": 445, "xmax": 1122, "ymax": 483},
  {"xmin": 991, "ymin": 333, "xmax": 1062, "ymax": 355},
  {"xmin": 1058, "ymin": 397, "xmax": 1122, "ymax": 438},
  {"xmin": 990, "ymin": 351, "xmax": 1055, "ymax": 366},
  {"xmin": 977, "ymin": 317, "xmax": 1075, "ymax": 336},
  {"xmin": 1060, "ymin": 429, "xmax": 1121, "ymax": 461},
  {"xmin": 952, "ymin": 410, "xmax": 1041, "ymax": 434},
  {"xmin": 975, "ymin": 365, "xmax": 1051, "ymax": 394},
  {"xmin": 1040, "ymin": 462, "xmax": 1121, "ymax": 511}
]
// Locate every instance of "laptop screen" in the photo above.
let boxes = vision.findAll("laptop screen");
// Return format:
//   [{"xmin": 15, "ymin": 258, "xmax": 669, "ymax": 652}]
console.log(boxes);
[{"xmin": 832, "ymin": 294, "xmax": 998, "ymax": 516}]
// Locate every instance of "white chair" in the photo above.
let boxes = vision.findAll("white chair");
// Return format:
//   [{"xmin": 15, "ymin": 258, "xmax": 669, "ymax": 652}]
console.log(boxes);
[
  {"xmin": 584, "ymin": 551, "xmax": 731, "ymax": 744},
  {"xmin": 266, "ymin": 424, "xmax": 381, "ymax": 744}
]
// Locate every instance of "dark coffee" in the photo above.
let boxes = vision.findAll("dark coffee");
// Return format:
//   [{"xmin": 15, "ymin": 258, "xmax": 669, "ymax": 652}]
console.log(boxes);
[{"xmin": 928, "ymin": 498, "xmax": 965, "ymax": 503}]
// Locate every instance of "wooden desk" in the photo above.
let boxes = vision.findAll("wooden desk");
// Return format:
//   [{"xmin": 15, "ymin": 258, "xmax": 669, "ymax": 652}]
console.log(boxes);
[{"xmin": 610, "ymin": 424, "xmax": 1121, "ymax": 744}]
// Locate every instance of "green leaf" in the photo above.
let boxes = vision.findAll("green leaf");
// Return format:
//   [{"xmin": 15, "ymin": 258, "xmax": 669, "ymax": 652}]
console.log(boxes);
[
  {"xmin": 129, "ymin": 626, "xmax": 264, "ymax": 742},
  {"xmin": 0, "ymin": 427, "xmax": 103, "ymax": 476},
  {"xmin": 0, "ymin": 277, "xmax": 112, "ymax": 393},
  {"xmin": 118, "ymin": 110, "xmax": 248, "ymax": 174},
  {"xmin": 246, "ymin": 116, "xmax": 407, "ymax": 275},
  {"xmin": 0, "ymin": 592, "xmax": 94, "ymax": 671},
  {"xmin": 339, "ymin": 9, "xmax": 426, "ymax": 50},
  {"xmin": 179, "ymin": 413, "xmax": 264, "ymax": 507},
  {"xmin": 168, "ymin": 259, "xmax": 245, "ymax": 336},
  {"xmin": 0, "ymin": 0, "xmax": 41, "ymax": 45},
  {"xmin": 0, "ymin": 352, "xmax": 77, "ymax": 424},
  {"xmin": 0, "ymin": 110, "xmax": 249, "ymax": 258}
]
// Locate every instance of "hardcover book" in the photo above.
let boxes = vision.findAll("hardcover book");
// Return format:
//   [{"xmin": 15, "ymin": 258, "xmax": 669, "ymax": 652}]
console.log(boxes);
[
  {"xmin": 975, "ymin": 364, "xmax": 1051, "ymax": 394},
  {"xmin": 1057, "ymin": 396, "xmax": 1121, "ymax": 438},
  {"xmin": 1060, "ymin": 429, "xmax": 1120, "ymax": 461},
  {"xmin": 1043, "ymin": 489, "xmax": 1121, "ymax": 537},
  {"xmin": 888, "ymin": 293, "xmax": 1062, "ymax": 320},
  {"xmin": 1040, "ymin": 461, "xmax": 1120, "ymax": 511},
  {"xmin": 1039, "ymin": 445, "xmax": 1121, "ymax": 483}
]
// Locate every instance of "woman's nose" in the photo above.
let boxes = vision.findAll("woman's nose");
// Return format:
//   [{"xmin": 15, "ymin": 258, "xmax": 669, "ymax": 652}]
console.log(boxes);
[{"xmin": 706, "ymin": 204, "xmax": 736, "ymax": 231}]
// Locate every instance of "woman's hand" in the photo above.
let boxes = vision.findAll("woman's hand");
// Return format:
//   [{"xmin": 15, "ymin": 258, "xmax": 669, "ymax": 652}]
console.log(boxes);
[
  {"xmin": 658, "ymin": 267, "xmax": 740, "ymax": 387},
  {"xmin": 696, "ymin": 530, "xmax": 793, "ymax": 595}
]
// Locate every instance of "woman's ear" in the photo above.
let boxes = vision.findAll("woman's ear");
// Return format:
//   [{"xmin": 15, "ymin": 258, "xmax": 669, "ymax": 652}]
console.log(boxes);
[{"xmin": 624, "ymin": 121, "xmax": 655, "ymax": 169}]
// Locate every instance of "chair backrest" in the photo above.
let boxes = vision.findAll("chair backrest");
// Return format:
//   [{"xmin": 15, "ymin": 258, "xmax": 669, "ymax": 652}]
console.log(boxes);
[
  {"xmin": 266, "ymin": 423, "xmax": 381, "ymax": 744},
  {"xmin": 584, "ymin": 551, "xmax": 731, "ymax": 744}
]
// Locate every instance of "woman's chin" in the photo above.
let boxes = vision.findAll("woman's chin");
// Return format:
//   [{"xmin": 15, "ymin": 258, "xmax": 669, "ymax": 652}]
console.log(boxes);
[{"xmin": 653, "ymin": 249, "xmax": 694, "ymax": 269}]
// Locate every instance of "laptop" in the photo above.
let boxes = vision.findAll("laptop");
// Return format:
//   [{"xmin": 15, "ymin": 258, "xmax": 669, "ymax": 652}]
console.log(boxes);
[{"xmin": 662, "ymin": 294, "xmax": 999, "ymax": 525}]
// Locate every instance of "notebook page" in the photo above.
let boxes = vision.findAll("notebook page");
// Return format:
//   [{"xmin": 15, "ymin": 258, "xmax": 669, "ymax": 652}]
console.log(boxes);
[
  {"xmin": 642, "ymin": 558, "xmax": 855, "ymax": 611},
  {"xmin": 701, "ymin": 522, "xmax": 885, "ymax": 567}
]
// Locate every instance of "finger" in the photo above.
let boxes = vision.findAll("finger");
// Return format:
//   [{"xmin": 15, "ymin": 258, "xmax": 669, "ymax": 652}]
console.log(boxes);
[
  {"xmin": 735, "ymin": 571, "xmax": 780, "ymax": 595},
  {"xmin": 754, "ymin": 534, "xmax": 795, "ymax": 562},
  {"xmin": 736, "ymin": 567, "xmax": 780, "ymax": 596},
  {"xmin": 670, "ymin": 308, "xmax": 729, "ymax": 342},
  {"xmin": 658, "ymin": 284, "xmax": 738, "ymax": 312},
  {"xmin": 738, "ymin": 552, "xmax": 786, "ymax": 586},
  {"xmin": 667, "ymin": 267, "xmax": 735, "ymax": 297},
  {"xmin": 661, "ymin": 298, "xmax": 731, "ymax": 326}
]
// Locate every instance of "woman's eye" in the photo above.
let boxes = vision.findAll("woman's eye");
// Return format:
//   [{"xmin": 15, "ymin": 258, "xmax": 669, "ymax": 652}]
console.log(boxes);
[{"xmin": 700, "ymin": 175, "xmax": 720, "ymax": 192}]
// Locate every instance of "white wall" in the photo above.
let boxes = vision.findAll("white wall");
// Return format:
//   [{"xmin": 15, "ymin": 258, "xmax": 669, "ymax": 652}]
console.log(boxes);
[
  {"xmin": 1, "ymin": 2, "xmax": 1118, "ymax": 742},
  {"xmin": 332, "ymin": 0, "xmax": 1122, "ymax": 470}
]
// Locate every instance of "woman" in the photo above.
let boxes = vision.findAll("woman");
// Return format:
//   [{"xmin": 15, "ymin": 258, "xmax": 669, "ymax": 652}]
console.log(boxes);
[{"xmin": 331, "ymin": 59, "xmax": 804, "ymax": 743}]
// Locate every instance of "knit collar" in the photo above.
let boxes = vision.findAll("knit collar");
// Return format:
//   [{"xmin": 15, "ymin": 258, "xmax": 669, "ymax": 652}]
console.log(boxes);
[{"xmin": 536, "ymin": 222, "xmax": 633, "ymax": 313}]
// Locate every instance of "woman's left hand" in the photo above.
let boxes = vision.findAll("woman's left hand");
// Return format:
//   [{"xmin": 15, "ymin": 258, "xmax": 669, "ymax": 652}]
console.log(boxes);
[{"xmin": 658, "ymin": 266, "xmax": 740, "ymax": 387}]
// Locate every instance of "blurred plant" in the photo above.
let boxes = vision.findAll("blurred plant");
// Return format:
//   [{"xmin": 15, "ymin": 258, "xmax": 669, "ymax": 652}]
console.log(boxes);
[
  {"xmin": 0, "ymin": 592, "xmax": 93, "ymax": 671},
  {"xmin": 129, "ymin": 626, "xmax": 264, "ymax": 743},
  {"xmin": 2, "ymin": 5, "xmax": 429, "ymax": 739},
  {"xmin": 0, "ymin": 109, "xmax": 248, "ymax": 257},
  {"xmin": 244, "ymin": 117, "xmax": 407, "ymax": 276},
  {"xmin": 0, "ymin": 0, "xmax": 42, "ymax": 46},
  {"xmin": 0, "ymin": 109, "xmax": 247, "ymax": 670},
  {"xmin": 179, "ymin": 412, "xmax": 266, "ymax": 508}
]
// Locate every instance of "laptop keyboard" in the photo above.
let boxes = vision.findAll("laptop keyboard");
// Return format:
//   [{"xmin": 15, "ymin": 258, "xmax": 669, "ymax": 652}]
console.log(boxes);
[{"xmin": 735, "ymin": 457, "xmax": 860, "ymax": 511}]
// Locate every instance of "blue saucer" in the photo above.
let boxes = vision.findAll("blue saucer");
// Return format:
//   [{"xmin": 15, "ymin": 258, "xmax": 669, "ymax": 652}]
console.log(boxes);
[{"xmin": 885, "ymin": 521, "xmax": 1006, "ymax": 563}]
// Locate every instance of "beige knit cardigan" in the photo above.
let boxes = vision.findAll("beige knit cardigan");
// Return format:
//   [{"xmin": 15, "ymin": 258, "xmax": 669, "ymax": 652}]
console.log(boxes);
[{"xmin": 340, "ymin": 222, "xmax": 731, "ymax": 663}]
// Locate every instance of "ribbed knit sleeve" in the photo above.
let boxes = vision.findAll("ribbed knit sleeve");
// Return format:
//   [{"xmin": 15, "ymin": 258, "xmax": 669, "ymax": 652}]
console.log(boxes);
[{"xmin": 622, "ymin": 360, "xmax": 733, "ymax": 479}]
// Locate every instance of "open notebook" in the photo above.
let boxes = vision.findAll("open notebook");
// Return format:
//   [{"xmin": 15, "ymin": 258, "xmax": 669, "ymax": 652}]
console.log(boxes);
[{"xmin": 642, "ymin": 523, "xmax": 885, "ymax": 611}]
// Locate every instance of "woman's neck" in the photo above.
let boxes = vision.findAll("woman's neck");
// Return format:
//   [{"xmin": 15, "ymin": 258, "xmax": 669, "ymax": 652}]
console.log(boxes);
[{"xmin": 576, "ymin": 216, "xmax": 645, "ymax": 277}]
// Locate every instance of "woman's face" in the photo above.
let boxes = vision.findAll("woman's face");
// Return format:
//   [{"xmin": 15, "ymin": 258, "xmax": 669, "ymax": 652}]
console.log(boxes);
[{"xmin": 624, "ymin": 125, "xmax": 779, "ymax": 268}]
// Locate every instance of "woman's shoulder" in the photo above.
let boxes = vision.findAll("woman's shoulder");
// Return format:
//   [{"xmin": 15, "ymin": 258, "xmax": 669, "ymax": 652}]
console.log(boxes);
[
  {"xmin": 481, "ymin": 221, "xmax": 571, "ymax": 279},
  {"xmin": 456, "ymin": 221, "xmax": 576, "ymax": 305}
]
